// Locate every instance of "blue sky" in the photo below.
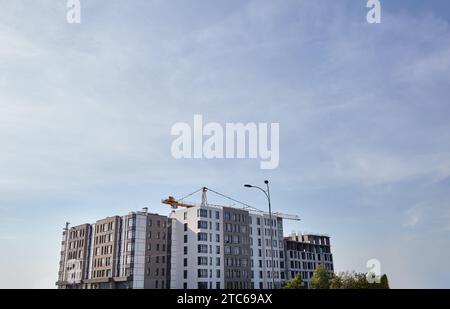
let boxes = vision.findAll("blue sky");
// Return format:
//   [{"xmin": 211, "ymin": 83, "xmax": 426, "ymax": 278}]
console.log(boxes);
[{"xmin": 0, "ymin": 0, "xmax": 449, "ymax": 288}]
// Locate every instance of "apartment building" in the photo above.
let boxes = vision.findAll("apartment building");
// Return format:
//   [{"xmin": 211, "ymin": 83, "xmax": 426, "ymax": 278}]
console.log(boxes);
[
  {"xmin": 57, "ymin": 204, "xmax": 333, "ymax": 290},
  {"xmin": 57, "ymin": 223, "xmax": 91, "ymax": 288},
  {"xmin": 169, "ymin": 206, "xmax": 224, "ymax": 289},
  {"xmin": 86, "ymin": 216, "xmax": 121, "ymax": 288},
  {"xmin": 144, "ymin": 213, "xmax": 169, "ymax": 289},
  {"xmin": 169, "ymin": 205, "xmax": 288, "ymax": 289},
  {"xmin": 284, "ymin": 234, "xmax": 334, "ymax": 287},
  {"xmin": 56, "ymin": 209, "xmax": 169, "ymax": 289}
]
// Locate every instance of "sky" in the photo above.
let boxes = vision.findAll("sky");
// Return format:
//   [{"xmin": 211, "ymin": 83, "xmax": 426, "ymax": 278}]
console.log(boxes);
[{"xmin": 0, "ymin": 0, "xmax": 450, "ymax": 288}]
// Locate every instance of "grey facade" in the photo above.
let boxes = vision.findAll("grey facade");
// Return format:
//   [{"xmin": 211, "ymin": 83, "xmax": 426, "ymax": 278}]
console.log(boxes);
[
  {"xmin": 222, "ymin": 207, "xmax": 251, "ymax": 289},
  {"xmin": 284, "ymin": 234, "xmax": 334, "ymax": 287}
]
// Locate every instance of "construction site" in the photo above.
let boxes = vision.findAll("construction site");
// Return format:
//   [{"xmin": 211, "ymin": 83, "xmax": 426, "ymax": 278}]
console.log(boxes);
[{"xmin": 56, "ymin": 186, "xmax": 333, "ymax": 289}]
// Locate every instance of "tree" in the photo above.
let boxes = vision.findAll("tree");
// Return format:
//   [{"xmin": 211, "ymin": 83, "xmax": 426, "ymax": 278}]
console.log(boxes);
[
  {"xmin": 329, "ymin": 274, "xmax": 342, "ymax": 289},
  {"xmin": 283, "ymin": 274, "xmax": 306, "ymax": 289},
  {"xmin": 329, "ymin": 272, "xmax": 390, "ymax": 289},
  {"xmin": 310, "ymin": 264, "xmax": 330, "ymax": 289},
  {"xmin": 379, "ymin": 274, "xmax": 390, "ymax": 289}
]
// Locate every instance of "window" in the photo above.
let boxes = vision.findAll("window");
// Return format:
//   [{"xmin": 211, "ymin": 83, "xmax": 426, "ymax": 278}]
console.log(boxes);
[
  {"xmin": 216, "ymin": 234, "xmax": 220, "ymax": 242},
  {"xmin": 184, "ymin": 246, "xmax": 188, "ymax": 255},
  {"xmin": 128, "ymin": 217, "xmax": 135, "ymax": 227},
  {"xmin": 184, "ymin": 258, "xmax": 188, "ymax": 267},
  {"xmin": 198, "ymin": 232, "xmax": 208, "ymax": 241},
  {"xmin": 215, "ymin": 222, "xmax": 220, "ymax": 231},
  {"xmin": 184, "ymin": 235, "xmax": 188, "ymax": 243},
  {"xmin": 183, "ymin": 270, "xmax": 187, "ymax": 279},
  {"xmin": 215, "ymin": 211, "xmax": 220, "ymax": 219},
  {"xmin": 216, "ymin": 270, "xmax": 221, "ymax": 278},
  {"xmin": 198, "ymin": 282, "xmax": 208, "ymax": 289},
  {"xmin": 225, "ymin": 235, "xmax": 231, "ymax": 244},
  {"xmin": 198, "ymin": 221, "xmax": 208, "ymax": 229},
  {"xmin": 198, "ymin": 269, "xmax": 208, "ymax": 278},
  {"xmin": 155, "ymin": 280, "xmax": 159, "ymax": 288},
  {"xmin": 199, "ymin": 209, "xmax": 208, "ymax": 218},
  {"xmin": 198, "ymin": 244, "xmax": 208, "ymax": 253},
  {"xmin": 184, "ymin": 212, "xmax": 187, "ymax": 220},
  {"xmin": 216, "ymin": 257, "xmax": 221, "ymax": 266},
  {"xmin": 233, "ymin": 247, "xmax": 241, "ymax": 255},
  {"xmin": 183, "ymin": 282, "xmax": 187, "ymax": 289},
  {"xmin": 224, "ymin": 212, "xmax": 231, "ymax": 221},
  {"xmin": 216, "ymin": 282, "xmax": 221, "ymax": 289},
  {"xmin": 216, "ymin": 246, "xmax": 220, "ymax": 254},
  {"xmin": 198, "ymin": 257, "xmax": 208, "ymax": 265},
  {"xmin": 184, "ymin": 223, "xmax": 188, "ymax": 231}
]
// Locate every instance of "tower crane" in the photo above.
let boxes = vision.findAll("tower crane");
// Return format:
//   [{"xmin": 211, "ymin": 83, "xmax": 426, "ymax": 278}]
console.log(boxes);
[
  {"xmin": 161, "ymin": 196, "xmax": 194, "ymax": 209},
  {"xmin": 161, "ymin": 187, "xmax": 300, "ymax": 221}
]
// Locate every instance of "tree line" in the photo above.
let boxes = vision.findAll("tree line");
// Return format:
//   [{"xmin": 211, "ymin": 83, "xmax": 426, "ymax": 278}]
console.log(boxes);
[{"xmin": 283, "ymin": 265, "xmax": 390, "ymax": 289}]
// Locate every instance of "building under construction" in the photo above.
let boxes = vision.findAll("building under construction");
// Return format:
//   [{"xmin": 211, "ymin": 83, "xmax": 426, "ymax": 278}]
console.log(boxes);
[{"xmin": 56, "ymin": 187, "xmax": 332, "ymax": 289}]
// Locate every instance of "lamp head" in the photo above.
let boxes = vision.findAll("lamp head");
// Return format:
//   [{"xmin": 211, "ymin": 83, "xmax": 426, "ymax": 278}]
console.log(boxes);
[{"xmin": 244, "ymin": 184, "xmax": 253, "ymax": 188}]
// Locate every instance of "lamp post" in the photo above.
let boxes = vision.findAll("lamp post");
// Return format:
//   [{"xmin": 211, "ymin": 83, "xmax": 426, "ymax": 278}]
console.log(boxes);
[{"xmin": 244, "ymin": 180, "xmax": 276, "ymax": 289}]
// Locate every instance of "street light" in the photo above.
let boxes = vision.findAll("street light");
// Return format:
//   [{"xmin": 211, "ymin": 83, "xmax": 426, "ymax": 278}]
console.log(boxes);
[{"xmin": 244, "ymin": 180, "xmax": 276, "ymax": 289}]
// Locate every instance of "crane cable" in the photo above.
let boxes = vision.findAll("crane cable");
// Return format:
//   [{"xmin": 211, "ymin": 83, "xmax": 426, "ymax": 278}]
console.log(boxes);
[
  {"xmin": 206, "ymin": 188, "xmax": 264, "ymax": 213},
  {"xmin": 175, "ymin": 186, "xmax": 266, "ymax": 214},
  {"xmin": 177, "ymin": 187, "xmax": 204, "ymax": 202}
]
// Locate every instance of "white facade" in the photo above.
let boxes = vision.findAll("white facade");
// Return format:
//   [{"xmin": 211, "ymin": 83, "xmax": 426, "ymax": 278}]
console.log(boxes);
[
  {"xmin": 249, "ymin": 213, "xmax": 285, "ymax": 289},
  {"xmin": 170, "ymin": 205, "xmax": 286, "ymax": 289},
  {"xmin": 170, "ymin": 206, "xmax": 224, "ymax": 289}
]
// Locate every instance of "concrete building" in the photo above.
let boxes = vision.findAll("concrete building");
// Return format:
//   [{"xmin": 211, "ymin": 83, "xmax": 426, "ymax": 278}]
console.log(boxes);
[
  {"xmin": 57, "ymin": 195, "xmax": 333, "ymax": 290},
  {"xmin": 57, "ymin": 223, "xmax": 92, "ymax": 288},
  {"xmin": 169, "ymin": 204, "xmax": 288, "ymax": 289},
  {"xmin": 56, "ymin": 209, "xmax": 169, "ymax": 289},
  {"xmin": 284, "ymin": 233, "xmax": 334, "ymax": 287},
  {"xmin": 169, "ymin": 205, "xmax": 224, "ymax": 289}
]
